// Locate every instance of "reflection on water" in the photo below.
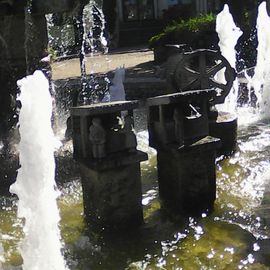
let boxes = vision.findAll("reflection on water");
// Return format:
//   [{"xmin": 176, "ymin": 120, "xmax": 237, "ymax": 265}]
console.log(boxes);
[{"xmin": 1, "ymin": 122, "xmax": 270, "ymax": 269}]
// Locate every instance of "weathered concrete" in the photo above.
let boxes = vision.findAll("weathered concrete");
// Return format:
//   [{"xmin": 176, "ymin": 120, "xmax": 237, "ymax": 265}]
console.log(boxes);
[
  {"xmin": 147, "ymin": 89, "xmax": 217, "ymax": 149},
  {"xmin": 70, "ymin": 100, "xmax": 148, "ymax": 232},
  {"xmin": 209, "ymin": 111, "xmax": 238, "ymax": 156},
  {"xmin": 79, "ymin": 152, "xmax": 147, "ymax": 232},
  {"xmin": 157, "ymin": 136, "xmax": 220, "ymax": 214},
  {"xmin": 52, "ymin": 46, "xmax": 154, "ymax": 80},
  {"xmin": 71, "ymin": 100, "xmax": 140, "ymax": 159},
  {"xmin": 147, "ymin": 90, "xmax": 220, "ymax": 215}
]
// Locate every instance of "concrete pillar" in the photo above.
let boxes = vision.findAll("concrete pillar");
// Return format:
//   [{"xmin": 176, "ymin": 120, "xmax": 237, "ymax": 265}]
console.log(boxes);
[
  {"xmin": 79, "ymin": 153, "xmax": 147, "ymax": 232},
  {"xmin": 209, "ymin": 111, "xmax": 237, "ymax": 156},
  {"xmin": 71, "ymin": 101, "xmax": 148, "ymax": 233},
  {"xmin": 157, "ymin": 136, "xmax": 219, "ymax": 214},
  {"xmin": 147, "ymin": 90, "xmax": 221, "ymax": 215}
]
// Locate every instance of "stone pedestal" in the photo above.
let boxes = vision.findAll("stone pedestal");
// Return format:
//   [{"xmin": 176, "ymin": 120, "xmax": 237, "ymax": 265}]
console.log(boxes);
[
  {"xmin": 71, "ymin": 100, "xmax": 148, "ymax": 232},
  {"xmin": 157, "ymin": 136, "xmax": 220, "ymax": 214},
  {"xmin": 209, "ymin": 111, "xmax": 237, "ymax": 156},
  {"xmin": 147, "ymin": 90, "xmax": 220, "ymax": 215},
  {"xmin": 79, "ymin": 151, "xmax": 147, "ymax": 232}
]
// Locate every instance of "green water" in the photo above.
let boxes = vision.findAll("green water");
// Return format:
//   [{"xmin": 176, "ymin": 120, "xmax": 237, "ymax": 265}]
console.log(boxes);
[{"xmin": 1, "ymin": 123, "xmax": 270, "ymax": 269}]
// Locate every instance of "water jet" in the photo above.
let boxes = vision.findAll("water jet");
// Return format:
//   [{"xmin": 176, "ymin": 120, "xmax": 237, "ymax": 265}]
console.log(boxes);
[{"xmin": 1, "ymin": 1, "xmax": 270, "ymax": 269}]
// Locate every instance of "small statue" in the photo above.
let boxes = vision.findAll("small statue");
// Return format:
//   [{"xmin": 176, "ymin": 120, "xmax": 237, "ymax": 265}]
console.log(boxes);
[
  {"xmin": 123, "ymin": 115, "xmax": 137, "ymax": 152},
  {"xmin": 101, "ymin": 67, "xmax": 126, "ymax": 103},
  {"xmin": 89, "ymin": 117, "xmax": 106, "ymax": 158},
  {"xmin": 109, "ymin": 67, "xmax": 126, "ymax": 102}
]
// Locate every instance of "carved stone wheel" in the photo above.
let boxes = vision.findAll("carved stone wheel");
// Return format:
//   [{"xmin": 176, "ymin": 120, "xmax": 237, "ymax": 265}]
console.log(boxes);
[{"xmin": 172, "ymin": 49, "xmax": 236, "ymax": 105}]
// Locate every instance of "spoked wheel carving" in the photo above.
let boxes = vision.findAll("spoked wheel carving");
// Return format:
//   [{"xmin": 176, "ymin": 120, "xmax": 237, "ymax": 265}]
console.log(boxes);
[{"xmin": 172, "ymin": 49, "xmax": 236, "ymax": 105}]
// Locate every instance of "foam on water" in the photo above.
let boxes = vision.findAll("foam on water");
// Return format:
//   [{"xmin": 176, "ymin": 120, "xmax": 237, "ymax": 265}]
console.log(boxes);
[{"xmin": 9, "ymin": 71, "xmax": 67, "ymax": 270}]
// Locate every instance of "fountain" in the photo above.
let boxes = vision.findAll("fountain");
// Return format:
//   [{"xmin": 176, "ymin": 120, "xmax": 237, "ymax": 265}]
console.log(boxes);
[
  {"xmin": 1, "ymin": 1, "xmax": 270, "ymax": 269},
  {"xmin": 9, "ymin": 70, "xmax": 67, "ymax": 270},
  {"xmin": 252, "ymin": 1, "xmax": 270, "ymax": 119},
  {"xmin": 0, "ymin": 0, "xmax": 94, "ymax": 268},
  {"xmin": 215, "ymin": 4, "xmax": 242, "ymax": 113},
  {"xmin": 0, "ymin": 0, "xmax": 91, "ymax": 149}
]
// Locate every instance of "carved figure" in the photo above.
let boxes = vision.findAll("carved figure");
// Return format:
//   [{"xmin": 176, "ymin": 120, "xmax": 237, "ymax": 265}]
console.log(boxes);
[
  {"xmin": 123, "ymin": 115, "xmax": 137, "ymax": 152},
  {"xmin": 89, "ymin": 117, "xmax": 106, "ymax": 158},
  {"xmin": 109, "ymin": 67, "xmax": 126, "ymax": 102}
]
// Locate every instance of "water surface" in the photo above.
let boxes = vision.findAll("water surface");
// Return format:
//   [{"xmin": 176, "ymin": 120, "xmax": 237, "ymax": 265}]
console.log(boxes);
[{"xmin": 1, "ymin": 122, "xmax": 270, "ymax": 269}]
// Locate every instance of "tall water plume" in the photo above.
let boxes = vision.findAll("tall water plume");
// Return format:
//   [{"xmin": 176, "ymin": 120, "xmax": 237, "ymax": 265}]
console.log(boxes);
[
  {"xmin": 81, "ymin": 0, "xmax": 107, "ymax": 56},
  {"xmin": 9, "ymin": 71, "xmax": 67, "ymax": 270},
  {"xmin": 215, "ymin": 4, "xmax": 242, "ymax": 112},
  {"xmin": 252, "ymin": 1, "xmax": 270, "ymax": 119},
  {"xmin": 46, "ymin": 0, "xmax": 108, "ymax": 134},
  {"xmin": 78, "ymin": 0, "xmax": 108, "ymax": 105}
]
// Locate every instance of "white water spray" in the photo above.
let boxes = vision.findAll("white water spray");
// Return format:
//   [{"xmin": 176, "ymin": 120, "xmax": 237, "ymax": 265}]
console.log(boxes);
[
  {"xmin": 82, "ymin": 0, "xmax": 108, "ymax": 55},
  {"xmin": 252, "ymin": 2, "xmax": 270, "ymax": 119},
  {"xmin": 10, "ymin": 71, "xmax": 67, "ymax": 270},
  {"xmin": 216, "ymin": 4, "xmax": 242, "ymax": 112}
]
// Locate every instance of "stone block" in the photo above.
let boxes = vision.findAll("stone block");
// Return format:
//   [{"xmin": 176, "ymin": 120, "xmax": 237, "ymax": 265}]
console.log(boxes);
[
  {"xmin": 79, "ymin": 161, "xmax": 144, "ymax": 232},
  {"xmin": 157, "ymin": 136, "xmax": 220, "ymax": 215},
  {"xmin": 209, "ymin": 111, "xmax": 237, "ymax": 156}
]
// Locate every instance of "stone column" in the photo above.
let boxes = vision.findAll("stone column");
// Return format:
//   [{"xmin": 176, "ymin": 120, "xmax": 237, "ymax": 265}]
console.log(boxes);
[
  {"xmin": 157, "ymin": 136, "xmax": 220, "ymax": 214},
  {"xmin": 209, "ymin": 111, "xmax": 237, "ymax": 156},
  {"xmin": 71, "ymin": 101, "xmax": 148, "ymax": 233},
  {"xmin": 79, "ymin": 152, "xmax": 147, "ymax": 232},
  {"xmin": 147, "ymin": 90, "xmax": 220, "ymax": 215}
]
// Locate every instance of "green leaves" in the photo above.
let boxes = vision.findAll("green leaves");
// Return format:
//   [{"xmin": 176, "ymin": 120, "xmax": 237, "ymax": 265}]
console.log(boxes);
[{"xmin": 149, "ymin": 14, "xmax": 216, "ymax": 48}]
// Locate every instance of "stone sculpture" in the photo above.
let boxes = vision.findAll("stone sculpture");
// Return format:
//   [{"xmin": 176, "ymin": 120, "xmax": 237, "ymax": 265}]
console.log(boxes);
[
  {"xmin": 123, "ymin": 115, "xmax": 137, "ymax": 152},
  {"xmin": 89, "ymin": 117, "xmax": 106, "ymax": 158},
  {"xmin": 109, "ymin": 67, "xmax": 126, "ymax": 102},
  {"xmin": 71, "ymin": 100, "xmax": 147, "ymax": 232}
]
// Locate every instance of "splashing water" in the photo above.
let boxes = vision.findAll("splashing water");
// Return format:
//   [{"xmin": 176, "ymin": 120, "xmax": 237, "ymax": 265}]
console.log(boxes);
[
  {"xmin": 80, "ymin": 0, "xmax": 108, "ymax": 79},
  {"xmin": 215, "ymin": 4, "xmax": 242, "ymax": 113},
  {"xmin": 82, "ymin": 0, "xmax": 107, "ymax": 55},
  {"xmin": 252, "ymin": 2, "xmax": 270, "ymax": 120},
  {"xmin": 9, "ymin": 71, "xmax": 67, "ymax": 270},
  {"xmin": 78, "ymin": 0, "xmax": 109, "ymax": 105}
]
